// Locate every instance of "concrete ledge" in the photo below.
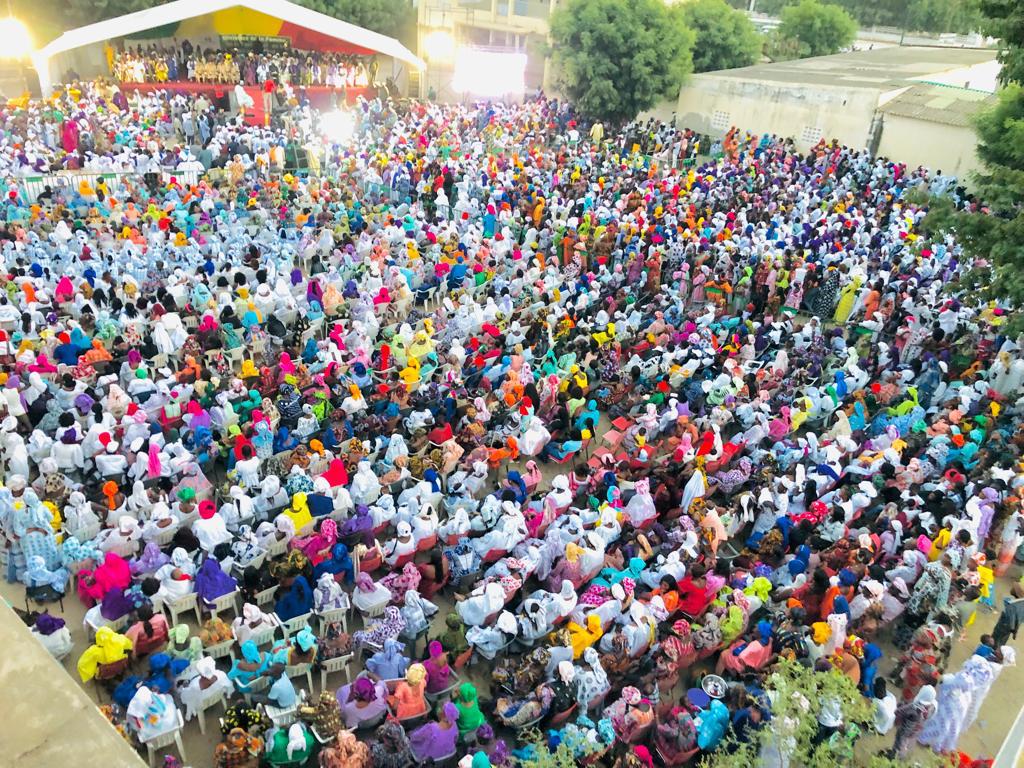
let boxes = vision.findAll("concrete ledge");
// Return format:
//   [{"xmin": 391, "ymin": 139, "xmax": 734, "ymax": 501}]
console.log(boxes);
[{"xmin": 0, "ymin": 600, "xmax": 146, "ymax": 768}]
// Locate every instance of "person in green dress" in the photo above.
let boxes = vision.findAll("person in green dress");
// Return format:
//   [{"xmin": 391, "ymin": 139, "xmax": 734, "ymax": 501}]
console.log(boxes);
[{"xmin": 455, "ymin": 681, "xmax": 486, "ymax": 739}]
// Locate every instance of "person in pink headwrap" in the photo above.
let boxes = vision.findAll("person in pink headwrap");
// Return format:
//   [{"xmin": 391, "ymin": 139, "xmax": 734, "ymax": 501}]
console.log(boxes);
[{"xmin": 290, "ymin": 518, "xmax": 338, "ymax": 566}]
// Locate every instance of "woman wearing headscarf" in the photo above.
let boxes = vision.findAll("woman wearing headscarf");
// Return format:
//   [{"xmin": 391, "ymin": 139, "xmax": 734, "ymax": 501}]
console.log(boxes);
[
  {"xmin": 179, "ymin": 656, "xmax": 232, "ymax": 721},
  {"xmin": 24, "ymin": 555, "xmax": 70, "ymax": 594},
  {"xmin": 409, "ymin": 700, "xmax": 460, "ymax": 762},
  {"xmin": 353, "ymin": 605, "xmax": 407, "ymax": 649},
  {"xmin": 274, "ymin": 571, "xmax": 313, "ymax": 622},
  {"xmin": 232, "ymin": 602, "xmax": 278, "ymax": 645},
  {"xmin": 893, "ymin": 685, "xmax": 937, "ymax": 758},
  {"xmin": 351, "ymin": 571, "xmax": 391, "ymax": 614},
  {"xmin": 369, "ymin": 718, "xmax": 415, "ymax": 768},
  {"xmin": 566, "ymin": 613, "xmax": 604, "ymax": 659},
  {"xmin": 317, "ymin": 730, "xmax": 371, "ymax": 768},
  {"xmin": 605, "ymin": 686, "xmax": 655, "ymax": 744},
  {"xmin": 457, "ymin": 579, "xmax": 507, "ymax": 627},
  {"xmin": 166, "ymin": 624, "xmax": 203, "ymax": 665},
  {"xmin": 31, "ymin": 613, "xmax": 73, "ymax": 659},
  {"xmin": 575, "ymin": 646, "xmax": 611, "ymax": 709},
  {"xmin": 389, "ymin": 662, "xmax": 428, "ymax": 719},
  {"xmin": 126, "ymin": 685, "xmax": 180, "ymax": 741},
  {"xmin": 335, "ymin": 675, "xmax": 389, "ymax": 729},
  {"xmin": 917, "ymin": 667, "xmax": 977, "ymax": 754},
  {"xmin": 455, "ymin": 681, "xmax": 487, "ymax": 738},
  {"xmin": 77, "ymin": 626, "xmax": 134, "ymax": 682},
  {"xmin": 312, "ymin": 542, "xmax": 354, "ymax": 583},
  {"xmin": 193, "ymin": 557, "xmax": 238, "ymax": 610},
  {"xmin": 291, "ymin": 517, "xmax": 339, "ymax": 567},
  {"xmin": 550, "ymin": 660, "xmax": 580, "ymax": 717},
  {"xmin": 401, "ymin": 589, "xmax": 438, "ymax": 636},
  {"xmin": 214, "ymin": 728, "xmax": 263, "ymax": 768},
  {"xmin": 227, "ymin": 641, "xmax": 269, "ymax": 692},
  {"xmin": 654, "ymin": 705, "xmax": 698, "ymax": 764},
  {"xmin": 313, "ymin": 571, "xmax": 350, "ymax": 613},
  {"xmin": 297, "ymin": 690, "xmax": 343, "ymax": 735},
  {"xmin": 380, "ymin": 559, "xmax": 422, "ymax": 603},
  {"xmin": 422, "ymin": 640, "xmax": 453, "ymax": 695},
  {"xmin": 265, "ymin": 723, "xmax": 314, "ymax": 767},
  {"xmin": 18, "ymin": 491, "xmax": 61, "ymax": 571},
  {"xmin": 366, "ymin": 637, "xmax": 410, "ymax": 680}
]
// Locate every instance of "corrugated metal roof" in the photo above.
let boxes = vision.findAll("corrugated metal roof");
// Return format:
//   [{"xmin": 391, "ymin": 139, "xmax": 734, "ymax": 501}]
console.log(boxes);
[{"xmin": 877, "ymin": 83, "xmax": 994, "ymax": 127}]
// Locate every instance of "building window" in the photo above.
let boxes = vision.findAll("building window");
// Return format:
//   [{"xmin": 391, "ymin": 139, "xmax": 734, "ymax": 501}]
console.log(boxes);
[
  {"xmin": 711, "ymin": 110, "xmax": 730, "ymax": 131},
  {"xmin": 801, "ymin": 125, "xmax": 823, "ymax": 145}
]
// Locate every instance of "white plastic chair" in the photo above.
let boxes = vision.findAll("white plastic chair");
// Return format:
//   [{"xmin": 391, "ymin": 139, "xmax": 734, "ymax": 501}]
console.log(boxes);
[
  {"xmin": 286, "ymin": 661, "xmax": 314, "ymax": 693},
  {"xmin": 194, "ymin": 685, "xmax": 229, "ymax": 735},
  {"xmin": 84, "ymin": 611, "xmax": 129, "ymax": 641},
  {"xmin": 316, "ymin": 606, "xmax": 348, "ymax": 634},
  {"xmin": 204, "ymin": 638, "xmax": 237, "ymax": 664},
  {"xmin": 233, "ymin": 549, "xmax": 267, "ymax": 578},
  {"xmin": 237, "ymin": 674, "xmax": 270, "ymax": 705},
  {"xmin": 263, "ymin": 702, "xmax": 299, "ymax": 727},
  {"xmin": 263, "ymin": 689, "xmax": 305, "ymax": 727},
  {"xmin": 65, "ymin": 520, "xmax": 101, "ymax": 543},
  {"xmin": 357, "ymin": 600, "xmax": 387, "ymax": 620},
  {"xmin": 245, "ymin": 624, "xmax": 279, "ymax": 648},
  {"xmin": 162, "ymin": 592, "xmax": 201, "ymax": 627},
  {"xmin": 151, "ymin": 524, "xmax": 179, "ymax": 547},
  {"xmin": 319, "ymin": 653, "xmax": 353, "ymax": 691},
  {"xmin": 208, "ymin": 589, "xmax": 240, "ymax": 620},
  {"xmin": 424, "ymin": 670, "xmax": 461, "ymax": 704},
  {"xmin": 142, "ymin": 709, "xmax": 187, "ymax": 768},
  {"xmin": 254, "ymin": 585, "xmax": 278, "ymax": 608},
  {"xmin": 265, "ymin": 537, "xmax": 289, "ymax": 559},
  {"xmin": 276, "ymin": 612, "xmax": 314, "ymax": 638}
]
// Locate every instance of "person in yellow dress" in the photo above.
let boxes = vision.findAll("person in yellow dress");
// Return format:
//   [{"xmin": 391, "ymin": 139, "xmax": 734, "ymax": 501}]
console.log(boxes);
[
  {"xmin": 834, "ymin": 274, "xmax": 864, "ymax": 325},
  {"xmin": 281, "ymin": 491, "xmax": 313, "ymax": 533}
]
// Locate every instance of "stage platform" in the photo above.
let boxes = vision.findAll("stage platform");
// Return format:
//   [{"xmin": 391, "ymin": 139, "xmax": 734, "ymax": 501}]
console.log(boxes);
[{"xmin": 121, "ymin": 81, "xmax": 376, "ymax": 124}]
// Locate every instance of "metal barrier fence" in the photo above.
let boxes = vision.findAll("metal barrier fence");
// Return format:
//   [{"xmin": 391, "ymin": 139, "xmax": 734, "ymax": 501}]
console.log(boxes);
[{"xmin": 16, "ymin": 169, "xmax": 201, "ymax": 203}]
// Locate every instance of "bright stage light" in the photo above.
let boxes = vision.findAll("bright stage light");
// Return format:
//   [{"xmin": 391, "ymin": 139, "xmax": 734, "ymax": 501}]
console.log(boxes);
[
  {"xmin": 451, "ymin": 47, "xmax": 527, "ymax": 98},
  {"xmin": 0, "ymin": 18, "xmax": 32, "ymax": 59},
  {"xmin": 320, "ymin": 110, "xmax": 355, "ymax": 144},
  {"xmin": 423, "ymin": 30, "xmax": 456, "ymax": 63}
]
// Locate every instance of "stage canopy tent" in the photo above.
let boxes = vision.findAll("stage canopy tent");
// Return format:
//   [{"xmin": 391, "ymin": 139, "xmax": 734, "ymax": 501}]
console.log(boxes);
[{"xmin": 33, "ymin": 0, "xmax": 424, "ymax": 93}]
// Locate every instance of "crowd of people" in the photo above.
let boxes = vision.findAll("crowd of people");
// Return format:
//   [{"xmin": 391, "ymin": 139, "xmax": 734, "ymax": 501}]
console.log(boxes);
[
  {"xmin": 110, "ymin": 41, "xmax": 372, "ymax": 89},
  {"xmin": 1, "ymin": 72, "xmax": 1022, "ymax": 768},
  {"xmin": 0, "ymin": 79, "xmax": 329, "ymax": 179}
]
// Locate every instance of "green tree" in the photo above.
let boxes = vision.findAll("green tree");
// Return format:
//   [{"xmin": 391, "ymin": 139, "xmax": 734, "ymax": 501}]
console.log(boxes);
[
  {"xmin": 295, "ymin": 0, "xmax": 414, "ymax": 39},
  {"xmin": 905, "ymin": 0, "xmax": 982, "ymax": 34},
  {"xmin": 763, "ymin": 28, "xmax": 802, "ymax": 61},
  {"xmin": 63, "ymin": 0, "xmax": 154, "ymax": 26},
  {"xmin": 828, "ymin": 0, "xmax": 904, "ymax": 27},
  {"xmin": 776, "ymin": 0, "xmax": 857, "ymax": 58},
  {"xmin": 699, "ymin": 659, "xmax": 947, "ymax": 768},
  {"xmin": 548, "ymin": 0, "xmax": 694, "ymax": 124},
  {"xmin": 683, "ymin": 0, "xmax": 763, "ymax": 72},
  {"xmin": 979, "ymin": 0, "xmax": 1024, "ymax": 85},
  {"xmin": 61, "ymin": 0, "xmax": 412, "ymax": 38},
  {"xmin": 823, "ymin": 0, "xmax": 979, "ymax": 32},
  {"xmin": 926, "ymin": 86, "xmax": 1024, "ymax": 306},
  {"xmin": 920, "ymin": 0, "xmax": 1024, "ymax": 313}
]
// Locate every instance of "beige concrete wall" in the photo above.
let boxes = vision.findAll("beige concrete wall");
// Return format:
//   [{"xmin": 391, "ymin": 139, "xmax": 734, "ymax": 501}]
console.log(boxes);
[
  {"xmin": 675, "ymin": 74, "xmax": 880, "ymax": 150},
  {"xmin": 876, "ymin": 114, "xmax": 983, "ymax": 180},
  {"xmin": 0, "ymin": 602, "xmax": 146, "ymax": 768},
  {"xmin": 639, "ymin": 98, "xmax": 678, "ymax": 124}
]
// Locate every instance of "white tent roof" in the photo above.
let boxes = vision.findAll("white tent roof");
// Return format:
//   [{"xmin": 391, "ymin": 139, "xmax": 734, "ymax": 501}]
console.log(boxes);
[{"xmin": 36, "ymin": 0, "xmax": 424, "ymax": 68}]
